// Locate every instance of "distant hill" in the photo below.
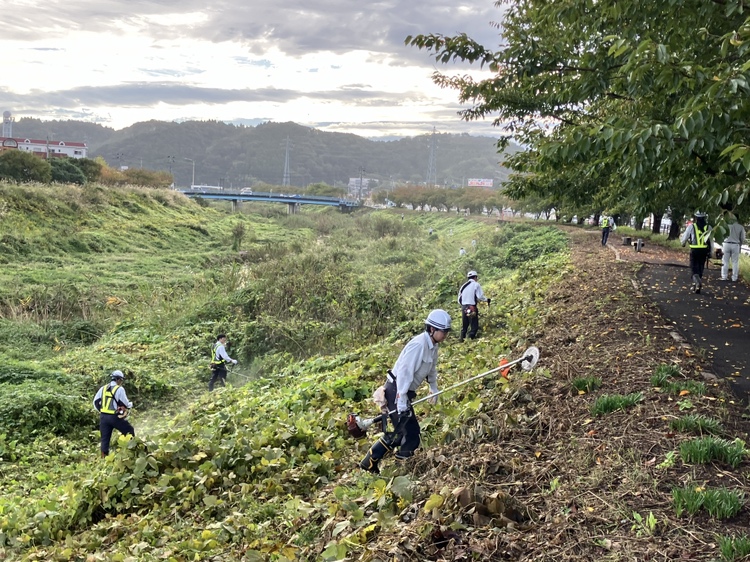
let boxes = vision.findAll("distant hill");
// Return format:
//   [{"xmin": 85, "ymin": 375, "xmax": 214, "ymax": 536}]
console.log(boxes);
[{"xmin": 11, "ymin": 118, "xmax": 519, "ymax": 188}]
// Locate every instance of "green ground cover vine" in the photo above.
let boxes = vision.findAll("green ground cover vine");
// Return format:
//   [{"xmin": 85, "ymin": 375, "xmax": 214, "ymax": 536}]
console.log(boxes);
[{"xmin": 0, "ymin": 182, "xmax": 569, "ymax": 560}]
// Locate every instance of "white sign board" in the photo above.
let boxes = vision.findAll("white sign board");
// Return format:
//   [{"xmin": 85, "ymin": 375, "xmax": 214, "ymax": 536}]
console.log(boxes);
[{"xmin": 468, "ymin": 178, "xmax": 493, "ymax": 187}]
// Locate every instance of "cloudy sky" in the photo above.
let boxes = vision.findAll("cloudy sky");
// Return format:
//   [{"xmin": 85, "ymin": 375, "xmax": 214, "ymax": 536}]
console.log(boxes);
[{"xmin": 1, "ymin": 0, "xmax": 507, "ymax": 139}]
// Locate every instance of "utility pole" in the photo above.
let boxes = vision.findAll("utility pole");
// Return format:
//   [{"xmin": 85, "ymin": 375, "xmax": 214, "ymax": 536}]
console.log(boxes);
[
  {"xmin": 282, "ymin": 136, "xmax": 292, "ymax": 187},
  {"xmin": 166, "ymin": 155, "xmax": 175, "ymax": 176},
  {"xmin": 184, "ymin": 158, "xmax": 195, "ymax": 187},
  {"xmin": 358, "ymin": 166, "xmax": 366, "ymax": 201},
  {"xmin": 426, "ymin": 126, "xmax": 438, "ymax": 187}
]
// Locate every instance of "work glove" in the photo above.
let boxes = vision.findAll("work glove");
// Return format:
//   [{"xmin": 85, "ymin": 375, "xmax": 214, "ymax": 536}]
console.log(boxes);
[
  {"xmin": 232, "ymin": 359, "xmax": 238, "ymax": 365},
  {"xmin": 428, "ymin": 394, "xmax": 439, "ymax": 405}
]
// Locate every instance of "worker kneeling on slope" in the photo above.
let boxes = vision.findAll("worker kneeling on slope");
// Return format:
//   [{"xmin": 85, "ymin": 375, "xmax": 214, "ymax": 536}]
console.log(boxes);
[{"xmin": 360, "ymin": 309, "xmax": 450, "ymax": 474}]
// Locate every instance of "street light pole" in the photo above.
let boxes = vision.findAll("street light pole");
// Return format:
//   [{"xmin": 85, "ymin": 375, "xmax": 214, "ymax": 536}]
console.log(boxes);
[
  {"xmin": 183, "ymin": 158, "xmax": 195, "ymax": 187},
  {"xmin": 358, "ymin": 166, "xmax": 366, "ymax": 201}
]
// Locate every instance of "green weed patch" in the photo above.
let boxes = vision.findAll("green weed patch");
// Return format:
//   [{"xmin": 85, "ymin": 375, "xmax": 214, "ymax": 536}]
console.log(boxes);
[
  {"xmin": 672, "ymin": 485, "xmax": 744, "ymax": 519},
  {"xmin": 670, "ymin": 414, "xmax": 722, "ymax": 436},
  {"xmin": 679, "ymin": 437, "xmax": 746, "ymax": 468},
  {"xmin": 591, "ymin": 392, "xmax": 642, "ymax": 415}
]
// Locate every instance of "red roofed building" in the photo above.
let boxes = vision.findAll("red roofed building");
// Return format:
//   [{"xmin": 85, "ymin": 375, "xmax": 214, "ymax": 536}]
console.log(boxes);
[{"xmin": 0, "ymin": 137, "xmax": 88, "ymax": 159}]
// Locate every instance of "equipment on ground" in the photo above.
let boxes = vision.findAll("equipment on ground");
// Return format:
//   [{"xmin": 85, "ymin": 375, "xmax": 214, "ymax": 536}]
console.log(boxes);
[{"xmin": 346, "ymin": 346, "xmax": 540, "ymax": 439}]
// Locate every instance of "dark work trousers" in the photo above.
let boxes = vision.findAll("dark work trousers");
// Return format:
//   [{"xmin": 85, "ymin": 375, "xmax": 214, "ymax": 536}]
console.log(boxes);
[
  {"xmin": 208, "ymin": 366, "xmax": 227, "ymax": 391},
  {"xmin": 99, "ymin": 413, "xmax": 135, "ymax": 455},
  {"xmin": 601, "ymin": 227, "xmax": 610, "ymax": 246},
  {"xmin": 384, "ymin": 380, "xmax": 420, "ymax": 458},
  {"xmin": 689, "ymin": 247, "xmax": 710, "ymax": 279},
  {"xmin": 460, "ymin": 307, "xmax": 480, "ymax": 340}
]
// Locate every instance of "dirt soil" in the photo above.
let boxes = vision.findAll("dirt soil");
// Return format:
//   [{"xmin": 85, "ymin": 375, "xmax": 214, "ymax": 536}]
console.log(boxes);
[{"xmin": 362, "ymin": 228, "xmax": 750, "ymax": 561}]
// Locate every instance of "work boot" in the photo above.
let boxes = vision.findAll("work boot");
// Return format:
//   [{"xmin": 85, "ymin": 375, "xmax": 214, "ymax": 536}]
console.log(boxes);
[
  {"xmin": 359, "ymin": 437, "xmax": 391, "ymax": 473},
  {"xmin": 359, "ymin": 451, "xmax": 380, "ymax": 474}
]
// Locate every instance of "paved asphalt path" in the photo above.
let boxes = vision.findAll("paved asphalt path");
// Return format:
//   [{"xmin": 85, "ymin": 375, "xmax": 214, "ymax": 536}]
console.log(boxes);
[{"xmin": 636, "ymin": 259, "xmax": 750, "ymax": 402}]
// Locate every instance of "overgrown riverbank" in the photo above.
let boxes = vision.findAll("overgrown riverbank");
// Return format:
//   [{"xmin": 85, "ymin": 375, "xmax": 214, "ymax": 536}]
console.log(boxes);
[{"xmin": 2, "ymin": 184, "xmax": 749, "ymax": 561}]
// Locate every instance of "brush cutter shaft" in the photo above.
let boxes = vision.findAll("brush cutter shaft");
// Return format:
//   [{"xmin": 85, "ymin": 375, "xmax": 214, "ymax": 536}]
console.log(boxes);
[{"xmin": 358, "ymin": 346, "xmax": 539, "ymax": 430}]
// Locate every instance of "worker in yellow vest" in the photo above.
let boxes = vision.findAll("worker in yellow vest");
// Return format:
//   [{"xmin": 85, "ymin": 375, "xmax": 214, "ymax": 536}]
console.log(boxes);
[
  {"xmin": 680, "ymin": 211, "xmax": 713, "ymax": 293},
  {"xmin": 92, "ymin": 370, "xmax": 134, "ymax": 457},
  {"xmin": 601, "ymin": 214, "xmax": 615, "ymax": 246}
]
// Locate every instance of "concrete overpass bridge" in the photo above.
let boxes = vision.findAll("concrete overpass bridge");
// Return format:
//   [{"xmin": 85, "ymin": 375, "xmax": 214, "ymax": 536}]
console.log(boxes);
[{"xmin": 176, "ymin": 187, "xmax": 360, "ymax": 213}]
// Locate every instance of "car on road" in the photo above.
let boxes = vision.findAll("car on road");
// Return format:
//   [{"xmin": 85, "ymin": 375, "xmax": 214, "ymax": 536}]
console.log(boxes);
[{"xmin": 240, "ymin": 188, "xmax": 253, "ymax": 194}]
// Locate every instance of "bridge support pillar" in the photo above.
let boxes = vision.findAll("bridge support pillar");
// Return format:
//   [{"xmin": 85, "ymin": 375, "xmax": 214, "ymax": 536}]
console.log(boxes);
[
  {"xmin": 231, "ymin": 199, "xmax": 238, "ymax": 213},
  {"xmin": 287, "ymin": 202, "xmax": 299, "ymax": 214}
]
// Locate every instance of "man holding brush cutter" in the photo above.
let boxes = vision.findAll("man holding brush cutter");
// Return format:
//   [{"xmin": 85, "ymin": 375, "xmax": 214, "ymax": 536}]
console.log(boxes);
[{"xmin": 352, "ymin": 340, "xmax": 539, "ymax": 474}]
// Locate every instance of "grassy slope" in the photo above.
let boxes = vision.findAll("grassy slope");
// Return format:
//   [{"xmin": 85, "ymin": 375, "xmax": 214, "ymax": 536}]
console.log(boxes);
[{"xmin": 2, "ymin": 187, "xmax": 748, "ymax": 561}]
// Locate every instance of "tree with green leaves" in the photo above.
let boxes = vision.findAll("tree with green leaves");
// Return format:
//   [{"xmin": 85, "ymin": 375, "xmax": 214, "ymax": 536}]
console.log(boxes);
[
  {"xmin": 407, "ymin": 0, "xmax": 750, "ymax": 231},
  {"xmin": 50, "ymin": 158, "xmax": 87, "ymax": 185},
  {"xmin": 71, "ymin": 158, "xmax": 103, "ymax": 183},
  {"xmin": 305, "ymin": 182, "xmax": 346, "ymax": 197},
  {"xmin": 0, "ymin": 150, "xmax": 52, "ymax": 183}
]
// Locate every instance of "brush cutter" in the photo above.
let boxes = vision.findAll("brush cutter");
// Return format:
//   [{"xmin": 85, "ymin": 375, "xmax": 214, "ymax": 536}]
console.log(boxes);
[{"xmin": 346, "ymin": 345, "xmax": 540, "ymax": 439}]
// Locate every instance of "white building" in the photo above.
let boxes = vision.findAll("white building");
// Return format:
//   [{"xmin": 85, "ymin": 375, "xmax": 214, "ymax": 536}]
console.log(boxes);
[{"xmin": 0, "ymin": 137, "xmax": 88, "ymax": 159}]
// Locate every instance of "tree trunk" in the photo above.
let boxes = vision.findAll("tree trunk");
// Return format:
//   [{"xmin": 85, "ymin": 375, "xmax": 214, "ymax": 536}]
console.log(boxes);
[
  {"xmin": 652, "ymin": 213, "xmax": 663, "ymax": 235},
  {"xmin": 668, "ymin": 219, "xmax": 682, "ymax": 240}
]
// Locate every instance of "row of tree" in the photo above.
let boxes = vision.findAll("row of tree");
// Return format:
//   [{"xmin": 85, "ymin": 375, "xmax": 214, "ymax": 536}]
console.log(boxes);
[
  {"xmin": 0, "ymin": 150, "xmax": 173, "ymax": 188},
  {"xmin": 373, "ymin": 185, "xmax": 510, "ymax": 215},
  {"xmin": 407, "ymin": 0, "xmax": 750, "ymax": 238}
]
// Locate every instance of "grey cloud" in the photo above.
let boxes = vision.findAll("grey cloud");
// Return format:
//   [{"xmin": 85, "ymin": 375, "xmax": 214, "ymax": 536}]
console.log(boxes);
[
  {"xmin": 0, "ymin": 82, "xmax": 430, "ymax": 109},
  {"xmin": 5, "ymin": 0, "xmax": 504, "ymax": 66}
]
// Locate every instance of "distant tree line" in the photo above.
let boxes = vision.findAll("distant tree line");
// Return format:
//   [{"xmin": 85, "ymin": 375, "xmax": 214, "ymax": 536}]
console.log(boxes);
[
  {"xmin": 373, "ymin": 185, "xmax": 512, "ymax": 215},
  {"xmin": 0, "ymin": 150, "xmax": 172, "ymax": 188}
]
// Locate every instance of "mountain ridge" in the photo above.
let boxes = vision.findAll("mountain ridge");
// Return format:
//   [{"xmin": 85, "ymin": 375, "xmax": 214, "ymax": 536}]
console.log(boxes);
[{"xmin": 9, "ymin": 117, "xmax": 518, "ymax": 188}]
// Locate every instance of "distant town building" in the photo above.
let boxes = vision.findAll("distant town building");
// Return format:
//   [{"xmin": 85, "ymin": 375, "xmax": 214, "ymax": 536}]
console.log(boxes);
[
  {"xmin": 0, "ymin": 136, "xmax": 88, "ymax": 159},
  {"xmin": 348, "ymin": 177, "xmax": 372, "ymax": 198}
]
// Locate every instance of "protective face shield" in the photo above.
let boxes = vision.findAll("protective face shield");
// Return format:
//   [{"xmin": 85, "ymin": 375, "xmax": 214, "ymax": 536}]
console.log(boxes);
[{"xmin": 425, "ymin": 309, "xmax": 452, "ymax": 331}]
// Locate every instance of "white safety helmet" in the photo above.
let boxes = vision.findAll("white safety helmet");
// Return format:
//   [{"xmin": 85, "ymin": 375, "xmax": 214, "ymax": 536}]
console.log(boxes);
[
  {"xmin": 467, "ymin": 270, "xmax": 478, "ymax": 279},
  {"xmin": 425, "ymin": 309, "xmax": 452, "ymax": 331},
  {"xmin": 694, "ymin": 211, "xmax": 707, "ymax": 218},
  {"xmin": 111, "ymin": 370, "xmax": 125, "ymax": 381}
]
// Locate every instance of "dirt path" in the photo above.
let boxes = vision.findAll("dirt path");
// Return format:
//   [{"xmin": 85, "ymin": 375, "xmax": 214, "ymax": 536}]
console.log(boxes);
[
  {"xmin": 409, "ymin": 227, "xmax": 750, "ymax": 561},
  {"xmin": 597, "ymin": 230, "xmax": 750, "ymax": 403}
]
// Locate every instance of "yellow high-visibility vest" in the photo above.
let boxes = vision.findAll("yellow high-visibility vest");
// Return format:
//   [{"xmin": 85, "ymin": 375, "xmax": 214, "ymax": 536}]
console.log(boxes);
[
  {"xmin": 100, "ymin": 384, "xmax": 119, "ymax": 414},
  {"xmin": 689, "ymin": 225, "xmax": 708, "ymax": 248}
]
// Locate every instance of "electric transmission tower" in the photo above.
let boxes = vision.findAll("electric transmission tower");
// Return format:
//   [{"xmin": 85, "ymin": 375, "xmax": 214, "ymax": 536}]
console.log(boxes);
[
  {"xmin": 426, "ymin": 126, "xmax": 438, "ymax": 187},
  {"xmin": 282, "ymin": 136, "xmax": 292, "ymax": 187}
]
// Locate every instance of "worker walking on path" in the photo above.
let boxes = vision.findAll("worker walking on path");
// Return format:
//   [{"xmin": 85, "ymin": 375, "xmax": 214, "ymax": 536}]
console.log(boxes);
[
  {"xmin": 458, "ymin": 270, "xmax": 490, "ymax": 342},
  {"xmin": 600, "ymin": 214, "xmax": 615, "ymax": 246},
  {"xmin": 681, "ymin": 211, "xmax": 713, "ymax": 293},
  {"xmin": 721, "ymin": 214, "xmax": 746, "ymax": 282},
  {"xmin": 209, "ymin": 334, "xmax": 238, "ymax": 391},
  {"xmin": 92, "ymin": 370, "xmax": 134, "ymax": 457},
  {"xmin": 359, "ymin": 309, "xmax": 451, "ymax": 474}
]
